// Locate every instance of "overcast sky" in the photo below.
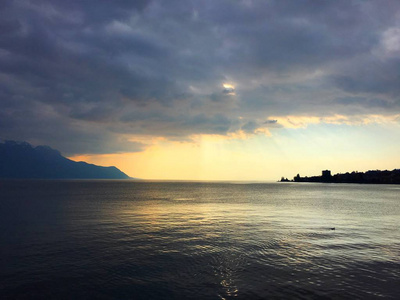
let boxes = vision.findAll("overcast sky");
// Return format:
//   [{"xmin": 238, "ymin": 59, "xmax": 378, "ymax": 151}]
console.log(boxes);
[{"xmin": 1, "ymin": 0, "xmax": 400, "ymax": 179}]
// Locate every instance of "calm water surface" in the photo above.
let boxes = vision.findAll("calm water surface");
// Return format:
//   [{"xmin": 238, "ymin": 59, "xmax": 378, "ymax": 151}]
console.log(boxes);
[{"xmin": 0, "ymin": 180, "xmax": 399, "ymax": 299}]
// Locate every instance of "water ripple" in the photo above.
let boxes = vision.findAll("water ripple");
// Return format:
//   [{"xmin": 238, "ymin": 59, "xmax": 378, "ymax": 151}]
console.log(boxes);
[{"xmin": 1, "ymin": 180, "xmax": 399, "ymax": 299}]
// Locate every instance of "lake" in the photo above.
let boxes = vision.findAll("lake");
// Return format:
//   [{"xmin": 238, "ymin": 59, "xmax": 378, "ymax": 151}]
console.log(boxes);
[{"xmin": 0, "ymin": 180, "xmax": 399, "ymax": 299}]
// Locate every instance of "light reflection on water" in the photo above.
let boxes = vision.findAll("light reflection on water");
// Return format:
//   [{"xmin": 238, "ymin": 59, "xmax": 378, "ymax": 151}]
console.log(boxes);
[{"xmin": 0, "ymin": 180, "xmax": 399, "ymax": 299}]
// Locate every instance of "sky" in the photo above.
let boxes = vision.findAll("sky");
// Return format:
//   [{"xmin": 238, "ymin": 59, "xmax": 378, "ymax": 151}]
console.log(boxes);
[{"xmin": 1, "ymin": 0, "xmax": 400, "ymax": 180}]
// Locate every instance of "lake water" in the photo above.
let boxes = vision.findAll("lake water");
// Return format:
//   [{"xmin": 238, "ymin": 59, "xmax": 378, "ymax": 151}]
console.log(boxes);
[{"xmin": 0, "ymin": 180, "xmax": 399, "ymax": 299}]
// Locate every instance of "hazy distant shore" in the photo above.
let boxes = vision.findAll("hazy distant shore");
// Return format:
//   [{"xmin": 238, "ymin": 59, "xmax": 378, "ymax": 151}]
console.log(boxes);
[{"xmin": 280, "ymin": 169, "xmax": 400, "ymax": 184}]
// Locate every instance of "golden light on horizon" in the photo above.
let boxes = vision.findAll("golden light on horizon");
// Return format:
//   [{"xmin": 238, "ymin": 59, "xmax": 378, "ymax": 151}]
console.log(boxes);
[
  {"xmin": 71, "ymin": 131, "xmax": 397, "ymax": 182},
  {"xmin": 67, "ymin": 116, "xmax": 400, "ymax": 181}
]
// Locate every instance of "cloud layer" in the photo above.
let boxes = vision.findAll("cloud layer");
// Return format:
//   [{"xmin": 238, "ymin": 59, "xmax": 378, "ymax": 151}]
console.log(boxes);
[{"xmin": 1, "ymin": 0, "xmax": 400, "ymax": 154}]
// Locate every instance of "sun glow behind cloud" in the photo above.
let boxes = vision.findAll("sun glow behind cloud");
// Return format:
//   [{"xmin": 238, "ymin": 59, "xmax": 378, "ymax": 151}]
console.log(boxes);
[
  {"xmin": 222, "ymin": 83, "xmax": 236, "ymax": 95},
  {"xmin": 223, "ymin": 83, "xmax": 235, "ymax": 90}
]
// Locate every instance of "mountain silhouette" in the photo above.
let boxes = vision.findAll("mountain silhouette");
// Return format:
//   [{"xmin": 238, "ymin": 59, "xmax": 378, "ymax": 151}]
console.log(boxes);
[{"xmin": 0, "ymin": 140, "xmax": 130, "ymax": 179}]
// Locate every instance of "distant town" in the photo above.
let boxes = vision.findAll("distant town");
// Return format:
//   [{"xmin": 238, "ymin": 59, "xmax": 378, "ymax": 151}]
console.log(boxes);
[{"xmin": 280, "ymin": 169, "xmax": 400, "ymax": 184}]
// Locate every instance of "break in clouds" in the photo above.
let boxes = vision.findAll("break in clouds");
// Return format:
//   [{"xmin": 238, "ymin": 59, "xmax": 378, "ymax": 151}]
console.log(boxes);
[{"xmin": 1, "ymin": 0, "xmax": 400, "ymax": 154}]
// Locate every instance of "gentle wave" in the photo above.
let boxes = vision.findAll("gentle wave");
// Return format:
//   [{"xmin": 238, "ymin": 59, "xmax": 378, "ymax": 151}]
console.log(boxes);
[{"xmin": 0, "ymin": 180, "xmax": 399, "ymax": 299}]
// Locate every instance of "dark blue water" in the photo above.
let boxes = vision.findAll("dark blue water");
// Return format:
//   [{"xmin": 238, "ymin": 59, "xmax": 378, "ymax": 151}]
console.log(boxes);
[{"xmin": 1, "ymin": 180, "xmax": 399, "ymax": 299}]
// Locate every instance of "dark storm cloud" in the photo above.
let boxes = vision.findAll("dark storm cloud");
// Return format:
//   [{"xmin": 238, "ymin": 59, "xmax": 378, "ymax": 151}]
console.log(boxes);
[
  {"xmin": 1, "ymin": 0, "xmax": 400, "ymax": 154},
  {"xmin": 222, "ymin": 87, "xmax": 235, "ymax": 95},
  {"xmin": 241, "ymin": 121, "xmax": 259, "ymax": 133},
  {"xmin": 330, "ymin": 58, "xmax": 400, "ymax": 96},
  {"xmin": 333, "ymin": 96, "xmax": 394, "ymax": 109}
]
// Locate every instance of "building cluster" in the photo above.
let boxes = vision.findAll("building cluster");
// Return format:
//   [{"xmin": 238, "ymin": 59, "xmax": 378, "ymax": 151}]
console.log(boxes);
[{"xmin": 281, "ymin": 169, "xmax": 400, "ymax": 184}]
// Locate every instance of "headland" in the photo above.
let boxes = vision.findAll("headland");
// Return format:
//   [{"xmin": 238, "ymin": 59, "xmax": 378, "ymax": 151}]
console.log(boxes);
[{"xmin": 280, "ymin": 169, "xmax": 400, "ymax": 184}]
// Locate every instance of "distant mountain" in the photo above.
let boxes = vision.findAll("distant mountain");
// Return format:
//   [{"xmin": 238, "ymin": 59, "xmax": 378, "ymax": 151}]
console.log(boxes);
[{"xmin": 0, "ymin": 140, "xmax": 130, "ymax": 179}]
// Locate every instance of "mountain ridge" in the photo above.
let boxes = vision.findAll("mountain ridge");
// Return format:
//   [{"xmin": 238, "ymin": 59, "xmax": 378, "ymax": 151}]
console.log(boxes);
[{"xmin": 0, "ymin": 140, "xmax": 131, "ymax": 179}]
